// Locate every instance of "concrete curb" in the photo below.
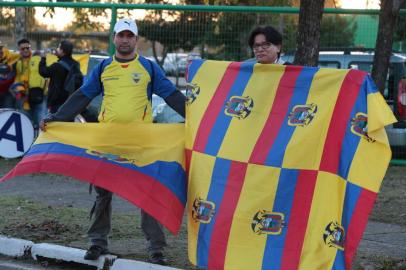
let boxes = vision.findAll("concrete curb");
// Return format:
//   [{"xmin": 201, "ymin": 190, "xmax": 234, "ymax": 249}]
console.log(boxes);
[
  {"xmin": 111, "ymin": 259, "xmax": 181, "ymax": 270},
  {"xmin": 0, "ymin": 236, "xmax": 33, "ymax": 257},
  {"xmin": 31, "ymin": 243, "xmax": 116, "ymax": 270},
  {"xmin": 0, "ymin": 235, "xmax": 182, "ymax": 270}
]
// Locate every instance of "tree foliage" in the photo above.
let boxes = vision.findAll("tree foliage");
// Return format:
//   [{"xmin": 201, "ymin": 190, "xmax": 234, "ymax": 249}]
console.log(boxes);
[
  {"xmin": 394, "ymin": 1, "xmax": 406, "ymax": 46},
  {"xmin": 320, "ymin": 14, "xmax": 356, "ymax": 48}
]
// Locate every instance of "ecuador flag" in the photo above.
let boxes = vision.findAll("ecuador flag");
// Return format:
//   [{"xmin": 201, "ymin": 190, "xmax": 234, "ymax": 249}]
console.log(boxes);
[
  {"xmin": 1, "ymin": 122, "xmax": 186, "ymax": 234},
  {"xmin": 186, "ymin": 60, "xmax": 396, "ymax": 270}
]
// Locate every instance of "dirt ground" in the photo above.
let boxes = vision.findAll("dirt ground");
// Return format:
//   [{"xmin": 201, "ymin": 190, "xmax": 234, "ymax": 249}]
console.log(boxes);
[{"xmin": 0, "ymin": 158, "xmax": 405, "ymax": 270}]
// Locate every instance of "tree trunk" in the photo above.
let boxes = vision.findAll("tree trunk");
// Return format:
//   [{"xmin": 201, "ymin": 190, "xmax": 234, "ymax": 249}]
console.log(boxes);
[
  {"xmin": 293, "ymin": 0, "xmax": 325, "ymax": 66},
  {"xmin": 371, "ymin": 0, "xmax": 405, "ymax": 93},
  {"xmin": 15, "ymin": 0, "xmax": 26, "ymax": 43}
]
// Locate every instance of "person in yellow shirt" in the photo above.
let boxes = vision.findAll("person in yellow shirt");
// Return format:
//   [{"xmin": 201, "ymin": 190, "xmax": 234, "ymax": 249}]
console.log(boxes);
[
  {"xmin": 41, "ymin": 18, "xmax": 186, "ymax": 265},
  {"xmin": 11, "ymin": 38, "xmax": 32, "ymax": 113},
  {"xmin": 10, "ymin": 39, "xmax": 47, "ymax": 132}
]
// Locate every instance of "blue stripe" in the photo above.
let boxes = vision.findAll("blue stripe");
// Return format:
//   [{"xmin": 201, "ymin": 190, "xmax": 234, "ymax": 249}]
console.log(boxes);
[
  {"xmin": 262, "ymin": 168, "xmax": 299, "ymax": 270},
  {"xmin": 27, "ymin": 142, "xmax": 186, "ymax": 204},
  {"xmin": 337, "ymin": 78, "xmax": 367, "ymax": 180},
  {"xmin": 332, "ymin": 182, "xmax": 362, "ymax": 269},
  {"xmin": 81, "ymin": 57, "xmax": 111, "ymax": 99},
  {"xmin": 265, "ymin": 67, "xmax": 318, "ymax": 167},
  {"xmin": 204, "ymin": 62, "xmax": 254, "ymax": 156},
  {"xmin": 187, "ymin": 59, "xmax": 205, "ymax": 82},
  {"xmin": 365, "ymin": 75, "xmax": 378, "ymax": 94},
  {"xmin": 196, "ymin": 158, "xmax": 232, "ymax": 268}
]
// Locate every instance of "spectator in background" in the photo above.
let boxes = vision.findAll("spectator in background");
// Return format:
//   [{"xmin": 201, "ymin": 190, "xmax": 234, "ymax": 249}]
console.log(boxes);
[
  {"xmin": 39, "ymin": 40, "xmax": 80, "ymax": 113},
  {"xmin": 248, "ymin": 26, "xmax": 289, "ymax": 65},
  {"xmin": 11, "ymin": 38, "xmax": 32, "ymax": 113},
  {"xmin": 27, "ymin": 50, "xmax": 47, "ymax": 133},
  {"xmin": 0, "ymin": 43, "xmax": 16, "ymax": 108}
]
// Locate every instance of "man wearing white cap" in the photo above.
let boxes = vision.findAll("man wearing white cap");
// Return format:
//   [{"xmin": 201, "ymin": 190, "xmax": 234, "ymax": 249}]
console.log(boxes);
[{"xmin": 40, "ymin": 18, "xmax": 186, "ymax": 265}]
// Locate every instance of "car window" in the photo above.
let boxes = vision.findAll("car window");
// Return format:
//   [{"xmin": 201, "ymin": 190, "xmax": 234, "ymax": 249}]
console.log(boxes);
[
  {"xmin": 348, "ymin": 61, "xmax": 373, "ymax": 72},
  {"xmin": 318, "ymin": 61, "xmax": 341, "ymax": 68}
]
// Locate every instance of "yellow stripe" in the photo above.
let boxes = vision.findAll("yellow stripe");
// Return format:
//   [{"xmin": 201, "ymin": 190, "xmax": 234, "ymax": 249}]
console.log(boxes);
[
  {"xmin": 283, "ymin": 69, "xmax": 348, "ymax": 170},
  {"xmin": 187, "ymin": 151, "xmax": 216, "ymax": 264},
  {"xmin": 224, "ymin": 164, "xmax": 281, "ymax": 270},
  {"xmin": 186, "ymin": 60, "xmax": 233, "ymax": 149},
  {"xmin": 348, "ymin": 129, "xmax": 391, "ymax": 192},
  {"xmin": 218, "ymin": 64, "xmax": 286, "ymax": 162},
  {"xmin": 45, "ymin": 54, "xmax": 89, "ymax": 75},
  {"xmin": 36, "ymin": 122, "xmax": 184, "ymax": 167},
  {"xmin": 298, "ymin": 171, "xmax": 346, "ymax": 270},
  {"xmin": 347, "ymin": 92, "xmax": 395, "ymax": 192}
]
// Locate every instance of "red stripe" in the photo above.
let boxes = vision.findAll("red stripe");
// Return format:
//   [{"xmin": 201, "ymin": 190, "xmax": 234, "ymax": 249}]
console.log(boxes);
[
  {"xmin": 280, "ymin": 170, "xmax": 318, "ymax": 270},
  {"xmin": 207, "ymin": 161, "xmax": 247, "ymax": 270},
  {"xmin": 185, "ymin": 149, "xmax": 192, "ymax": 177},
  {"xmin": 249, "ymin": 65, "xmax": 303, "ymax": 164},
  {"xmin": 344, "ymin": 189, "xmax": 377, "ymax": 269},
  {"xmin": 1, "ymin": 154, "xmax": 185, "ymax": 234},
  {"xmin": 193, "ymin": 62, "xmax": 242, "ymax": 152},
  {"xmin": 319, "ymin": 70, "xmax": 365, "ymax": 173}
]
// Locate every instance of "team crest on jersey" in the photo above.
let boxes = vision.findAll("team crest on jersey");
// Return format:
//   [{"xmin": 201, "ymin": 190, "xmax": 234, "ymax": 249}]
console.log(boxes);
[
  {"xmin": 251, "ymin": 210, "xmax": 285, "ymax": 235},
  {"xmin": 224, "ymin": 96, "xmax": 254, "ymax": 119},
  {"xmin": 351, "ymin": 112, "xmax": 375, "ymax": 142},
  {"xmin": 323, "ymin": 221, "xmax": 345, "ymax": 250},
  {"xmin": 191, "ymin": 197, "xmax": 215, "ymax": 223},
  {"xmin": 288, "ymin": 103, "xmax": 318, "ymax": 126},
  {"xmin": 132, "ymin": 73, "xmax": 142, "ymax": 83},
  {"xmin": 86, "ymin": 150, "xmax": 136, "ymax": 164},
  {"xmin": 185, "ymin": 83, "xmax": 200, "ymax": 105}
]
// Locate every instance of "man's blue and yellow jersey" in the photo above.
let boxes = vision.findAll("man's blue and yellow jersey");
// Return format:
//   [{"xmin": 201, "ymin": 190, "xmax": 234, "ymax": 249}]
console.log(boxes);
[{"xmin": 80, "ymin": 55, "xmax": 176, "ymax": 123}]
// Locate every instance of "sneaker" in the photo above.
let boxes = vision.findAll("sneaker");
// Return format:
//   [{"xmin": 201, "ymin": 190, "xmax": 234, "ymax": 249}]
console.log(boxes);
[
  {"xmin": 84, "ymin": 245, "xmax": 108, "ymax": 260},
  {"xmin": 148, "ymin": 251, "xmax": 168, "ymax": 266}
]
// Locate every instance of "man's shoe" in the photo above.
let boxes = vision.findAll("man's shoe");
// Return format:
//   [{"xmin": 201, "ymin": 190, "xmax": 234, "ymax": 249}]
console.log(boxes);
[
  {"xmin": 148, "ymin": 252, "xmax": 168, "ymax": 266},
  {"xmin": 84, "ymin": 245, "xmax": 108, "ymax": 260}
]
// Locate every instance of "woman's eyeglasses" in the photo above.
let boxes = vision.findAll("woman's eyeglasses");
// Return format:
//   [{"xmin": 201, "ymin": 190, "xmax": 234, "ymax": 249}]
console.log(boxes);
[{"xmin": 252, "ymin": 42, "xmax": 272, "ymax": 51}]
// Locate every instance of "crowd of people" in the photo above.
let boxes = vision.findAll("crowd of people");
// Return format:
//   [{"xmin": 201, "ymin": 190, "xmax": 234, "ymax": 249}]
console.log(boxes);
[
  {"xmin": 2, "ymin": 20, "xmax": 287, "ymax": 266},
  {"xmin": 0, "ymin": 38, "xmax": 81, "ymax": 134}
]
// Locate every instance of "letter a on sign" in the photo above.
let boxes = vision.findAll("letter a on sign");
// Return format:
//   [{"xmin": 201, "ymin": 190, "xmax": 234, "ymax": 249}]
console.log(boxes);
[{"xmin": 0, "ymin": 110, "xmax": 34, "ymax": 158}]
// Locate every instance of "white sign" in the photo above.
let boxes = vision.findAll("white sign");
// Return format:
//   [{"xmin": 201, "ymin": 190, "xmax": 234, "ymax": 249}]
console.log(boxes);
[{"xmin": 0, "ymin": 110, "xmax": 34, "ymax": 158}]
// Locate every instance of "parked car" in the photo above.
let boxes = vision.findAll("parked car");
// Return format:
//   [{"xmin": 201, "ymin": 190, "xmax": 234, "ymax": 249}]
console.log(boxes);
[
  {"xmin": 163, "ymin": 53, "xmax": 201, "ymax": 77},
  {"xmin": 281, "ymin": 49, "xmax": 406, "ymax": 158}
]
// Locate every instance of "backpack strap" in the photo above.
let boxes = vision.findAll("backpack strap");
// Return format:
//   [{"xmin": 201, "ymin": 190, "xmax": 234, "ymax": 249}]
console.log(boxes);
[{"xmin": 58, "ymin": 60, "xmax": 71, "ymax": 71}]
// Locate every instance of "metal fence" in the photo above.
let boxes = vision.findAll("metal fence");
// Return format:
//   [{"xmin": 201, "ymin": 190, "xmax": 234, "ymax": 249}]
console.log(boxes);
[
  {"xmin": 1, "ymin": 2, "xmax": 405, "ymax": 162},
  {"xmin": 1, "ymin": 3, "xmax": 406, "ymax": 59}
]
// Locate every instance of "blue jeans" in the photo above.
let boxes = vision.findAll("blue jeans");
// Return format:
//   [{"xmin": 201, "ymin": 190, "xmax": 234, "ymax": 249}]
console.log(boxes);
[{"xmin": 29, "ymin": 100, "xmax": 46, "ymax": 130}]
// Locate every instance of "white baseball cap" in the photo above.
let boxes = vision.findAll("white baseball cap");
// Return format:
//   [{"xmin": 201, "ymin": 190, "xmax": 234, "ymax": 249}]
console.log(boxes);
[{"xmin": 114, "ymin": 19, "xmax": 138, "ymax": 36}]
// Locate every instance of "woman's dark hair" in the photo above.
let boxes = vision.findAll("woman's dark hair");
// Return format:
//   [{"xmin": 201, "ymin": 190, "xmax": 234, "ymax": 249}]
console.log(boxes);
[
  {"xmin": 17, "ymin": 38, "xmax": 30, "ymax": 46},
  {"xmin": 59, "ymin": 40, "xmax": 74, "ymax": 57},
  {"xmin": 248, "ymin": 26, "xmax": 283, "ymax": 49}
]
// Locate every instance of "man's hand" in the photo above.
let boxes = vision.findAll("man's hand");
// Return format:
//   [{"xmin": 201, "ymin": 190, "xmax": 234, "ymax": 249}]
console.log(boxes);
[{"xmin": 39, "ymin": 114, "xmax": 55, "ymax": 132}]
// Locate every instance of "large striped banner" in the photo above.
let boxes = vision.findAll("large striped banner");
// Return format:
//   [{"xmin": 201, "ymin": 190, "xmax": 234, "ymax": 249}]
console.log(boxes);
[{"xmin": 185, "ymin": 60, "xmax": 396, "ymax": 270}]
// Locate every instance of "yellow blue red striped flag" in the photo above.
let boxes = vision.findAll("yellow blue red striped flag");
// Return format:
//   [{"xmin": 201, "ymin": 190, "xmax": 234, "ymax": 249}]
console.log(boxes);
[
  {"xmin": 1, "ymin": 122, "xmax": 186, "ymax": 234},
  {"xmin": 185, "ymin": 60, "xmax": 396, "ymax": 270}
]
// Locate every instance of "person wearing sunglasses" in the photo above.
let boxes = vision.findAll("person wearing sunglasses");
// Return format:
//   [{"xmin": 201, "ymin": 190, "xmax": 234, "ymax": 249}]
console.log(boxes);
[
  {"xmin": 10, "ymin": 38, "xmax": 47, "ymax": 133},
  {"xmin": 248, "ymin": 26, "xmax": 289, "ymax": 65}
]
